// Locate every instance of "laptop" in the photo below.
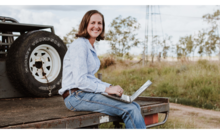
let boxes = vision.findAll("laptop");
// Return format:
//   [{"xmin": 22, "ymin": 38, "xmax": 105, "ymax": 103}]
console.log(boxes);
[{"xmin": 102, "ymin": 80, "xmax": 152, "ymax": 103}]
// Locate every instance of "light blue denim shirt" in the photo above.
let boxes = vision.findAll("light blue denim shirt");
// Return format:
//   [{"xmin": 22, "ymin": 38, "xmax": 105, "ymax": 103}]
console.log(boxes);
[{"xmin": 58, "ymin": 37, "xmax": 111, "ymax": 95}]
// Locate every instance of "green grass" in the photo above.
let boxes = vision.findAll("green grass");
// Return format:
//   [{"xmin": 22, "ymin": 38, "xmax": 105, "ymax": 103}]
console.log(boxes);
[
  {"xmin": 152, "ymin": 113, "xmax": 197, "ymax": 129},
  {"xmin": 96, "ymin": 59, "xmax": 220, "ymax": 129},
  {"xmin": 98, "ymin": 59, "xmax": 220, "ymax": 111}
]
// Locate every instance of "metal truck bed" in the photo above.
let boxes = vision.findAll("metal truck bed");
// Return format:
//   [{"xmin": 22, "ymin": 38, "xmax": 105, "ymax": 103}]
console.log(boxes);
[{"xmin": 0, "ymin": 96, "xmax": 169, "ymax": 128}]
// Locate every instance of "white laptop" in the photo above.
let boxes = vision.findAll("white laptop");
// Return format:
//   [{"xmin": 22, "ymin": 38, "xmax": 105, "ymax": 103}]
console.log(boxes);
[{"xmin": 102, "ymin": 80, "xmax": 152, "ymax": 103}]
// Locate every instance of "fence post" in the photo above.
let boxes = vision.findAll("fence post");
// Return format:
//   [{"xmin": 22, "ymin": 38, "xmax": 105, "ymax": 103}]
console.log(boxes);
[
  {"xmin": 98, "ymin": 73, "xmax": 102, "ymax": 80},
  {"xmin": 218, "ymin": 44, "xmax": 220, "ymax": 61},
  {"xmin": 158, "ymin": 52, "xmax": 161, "ymax": 62},
  {"xmin": 143, "ymin": 45, "xmax": 145, "ymax": 66}
]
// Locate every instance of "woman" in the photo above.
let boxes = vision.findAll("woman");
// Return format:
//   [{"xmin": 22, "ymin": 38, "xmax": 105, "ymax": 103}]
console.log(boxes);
[{"xmin": 59, "ymin": 10, "xmax": 146, "ymax": 129}]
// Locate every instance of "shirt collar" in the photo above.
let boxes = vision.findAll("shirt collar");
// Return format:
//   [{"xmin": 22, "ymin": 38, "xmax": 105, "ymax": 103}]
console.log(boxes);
[{"xmin": 83, "ymin": 37, "xmax": 97, "ymax": 53}]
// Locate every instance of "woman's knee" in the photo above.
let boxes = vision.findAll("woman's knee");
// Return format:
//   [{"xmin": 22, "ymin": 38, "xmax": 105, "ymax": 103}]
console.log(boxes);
[
  {"xmin": 132, "ymin": 101, "xmax": 141, "ymax": 110},
  {"xmin": 125, "ymin": 104, "xmax": 141, "ymax": 115}
]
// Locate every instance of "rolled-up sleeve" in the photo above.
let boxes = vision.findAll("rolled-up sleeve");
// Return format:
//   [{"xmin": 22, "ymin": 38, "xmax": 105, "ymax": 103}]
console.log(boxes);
[
  {"xmin": 96, "ymin": 79, "xmax": 111, "ymax": 87},
  {"xmin": 69, "ymin": 41, "xmax": 108, "ymax": 93}
]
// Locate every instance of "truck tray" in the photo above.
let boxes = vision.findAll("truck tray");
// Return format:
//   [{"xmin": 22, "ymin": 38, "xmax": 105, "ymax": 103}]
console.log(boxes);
[{"xmin": 0, "ymin": 96, "xmax": 169, "ymax": 128}]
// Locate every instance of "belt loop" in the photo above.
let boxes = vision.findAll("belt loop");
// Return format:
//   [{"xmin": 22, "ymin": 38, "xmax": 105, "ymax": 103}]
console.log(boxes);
[{"xmin": 69, "ymin": 89, "xmax": 71, "ymax": 95}]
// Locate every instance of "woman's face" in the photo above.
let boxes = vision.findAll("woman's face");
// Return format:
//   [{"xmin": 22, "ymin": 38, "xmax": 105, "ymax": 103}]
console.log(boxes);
[{"xmin": 87, "ymin": 13, "xmax": 103, "ymax": 40}]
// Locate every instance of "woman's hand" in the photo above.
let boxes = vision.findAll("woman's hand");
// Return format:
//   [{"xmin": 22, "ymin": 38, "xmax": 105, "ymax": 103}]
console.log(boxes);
[{"xmin": 105, "ymin": 85, "xmax": 124, "ymax": 97}]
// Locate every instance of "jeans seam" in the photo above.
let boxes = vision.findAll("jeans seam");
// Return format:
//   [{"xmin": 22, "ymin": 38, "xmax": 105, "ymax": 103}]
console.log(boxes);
[
  {"xmin": 80, "ymin": 98, "xmax": 136, "ymax": 128},
  {"xmin": 68, "ymin": 101, "xmax": 76, "ymax": 111}
]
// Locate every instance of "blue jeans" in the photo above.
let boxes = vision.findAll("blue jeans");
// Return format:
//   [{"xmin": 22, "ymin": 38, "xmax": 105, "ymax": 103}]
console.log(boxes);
[{"xmin": 64, "ymin": 90, "xmax": 146, "ymax": 129}]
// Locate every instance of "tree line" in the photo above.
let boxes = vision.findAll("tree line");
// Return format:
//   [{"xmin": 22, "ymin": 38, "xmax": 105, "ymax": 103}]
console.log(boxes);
[
  {"xmin": 175, "ymin": 9, "xmax": 220, "ymax": 60},
  {"xmin": 63, "ymin": 9, "xmax": 220, "ymax": 61}
]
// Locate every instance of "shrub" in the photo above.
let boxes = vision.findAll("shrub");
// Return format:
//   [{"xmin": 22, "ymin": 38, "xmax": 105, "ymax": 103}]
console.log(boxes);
[
  {"xmin": 100, "ymin": 55, "xmax": 116, "ymax": 69},
  {"xmin": 156, "ymin": 82, "xmax": 178, "ymax": 97},
  {"xmin": 197, "ymin": 86, "xmax": 213, "ymax": 99}
]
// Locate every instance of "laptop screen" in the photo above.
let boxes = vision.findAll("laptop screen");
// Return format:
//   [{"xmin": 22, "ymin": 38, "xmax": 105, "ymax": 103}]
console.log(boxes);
[{"xmin": 130, "ymin": 80, "xmax": 152, "ymax": 102}]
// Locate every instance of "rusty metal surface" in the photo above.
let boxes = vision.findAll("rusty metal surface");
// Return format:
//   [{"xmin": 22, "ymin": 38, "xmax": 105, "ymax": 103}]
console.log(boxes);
[
  {"xmin": 3, "ymin": 113, "xmax": 122, "ymax": 129},
  {"xmin": 0, "ymin": 95, "xmax": 169, "ymax": 128},
  {"xmin": 135, "ymin": 96, "xmax": 169, "ymax": 103},
  {"xmin": 0, "ymin": 96, "xmax": 93, "ymax": 127},
  {"xmin": 141, "ymin": 103, "xmax": 170, "ymax": 116},
  {"xmin": 0, "ymin": 61, "xmax": 25, "ymax": 99},
  {"xmin": 135, "ymin": 100, "xmax": 162, "ymax": 106}
]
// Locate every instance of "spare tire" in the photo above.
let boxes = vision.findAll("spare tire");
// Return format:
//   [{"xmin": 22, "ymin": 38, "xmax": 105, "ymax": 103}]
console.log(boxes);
[{"xmin": 6, "ymin": 31, "xmax": 67, "ymax": 97}]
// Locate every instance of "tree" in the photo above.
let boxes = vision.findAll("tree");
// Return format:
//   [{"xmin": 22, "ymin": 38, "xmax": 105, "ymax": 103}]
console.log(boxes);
[
  {"xmin": 194, "ymin": 30, "xmax": 206, "ymax": 56},
  {"xmin": 105, "ymin": 16, "xmax": 140, "ymax": 59},
  {"xmin": 176, "ymin": 35, "xmax": 194, "ymax": 60},
  {"xmin": 201, "ymin": 10, "xmax": 220, "ymax": 57},
  {"xmin": 202, "ymin": 28, "xmax": 219, "ymax": 56},
  {"xmin": 63, "ymin": 27, "xmax": 78, "ymax": 48},
  {"xmin": 203, "ymin": 9, "xmax": 220, "ymax": 25},
  {"xmin": 158, "ymin": 35, "xmax": 172, "ymax": 59},
  {"xmin": 142, "ymin": 35, "xmax": 172, "ymax": 63},
  {"xmin": 173, "ymin": 9, "xmax": 220, "ymax": 59}
]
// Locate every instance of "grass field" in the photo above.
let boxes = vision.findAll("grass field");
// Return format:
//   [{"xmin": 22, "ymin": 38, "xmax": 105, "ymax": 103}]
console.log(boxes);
[
  {"xmin": 98, "ymin": 59, "xmax": 220, "ymax": 111},
  {"xmin": 96, "ymin": 57, "xmax": 220, "ymax": 128}
]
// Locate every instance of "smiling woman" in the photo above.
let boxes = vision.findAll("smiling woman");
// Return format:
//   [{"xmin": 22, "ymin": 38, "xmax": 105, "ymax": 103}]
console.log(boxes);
[
  {"xmin": 75, "ymin": 10, "xmax": 105, "ymax": 43},
  {"xmin": 86, "ymin": 13, "xmax": 103, "ymax": 46}
]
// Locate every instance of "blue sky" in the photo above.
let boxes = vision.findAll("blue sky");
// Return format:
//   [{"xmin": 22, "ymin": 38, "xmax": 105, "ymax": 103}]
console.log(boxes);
[{"xmin": 1, "ymin": 1, "xmax": 220, "ymax": 57}]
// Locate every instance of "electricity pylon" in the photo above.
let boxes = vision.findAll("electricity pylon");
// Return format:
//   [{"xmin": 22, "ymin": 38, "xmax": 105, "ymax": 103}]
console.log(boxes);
[{"xmin": 143, "ymin": 5, "xmax": 164, "ymax": 66}]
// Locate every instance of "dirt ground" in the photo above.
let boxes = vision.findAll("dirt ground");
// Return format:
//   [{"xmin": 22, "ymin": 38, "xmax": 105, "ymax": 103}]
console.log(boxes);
[{"xmin": 169, "ymin": 103, "xmax": 220, "ymax": 129}]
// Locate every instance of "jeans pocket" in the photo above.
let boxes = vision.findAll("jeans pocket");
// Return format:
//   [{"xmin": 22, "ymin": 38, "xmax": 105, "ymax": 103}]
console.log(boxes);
[{"xmin": 64, "ymin": 94, "xmax": 82, "ymax": 111}]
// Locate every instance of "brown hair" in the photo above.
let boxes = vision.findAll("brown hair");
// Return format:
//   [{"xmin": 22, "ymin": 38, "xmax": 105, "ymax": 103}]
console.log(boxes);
[{"xmin": 75, "ymin": 10, "xmax": 105, "ymax": 41}]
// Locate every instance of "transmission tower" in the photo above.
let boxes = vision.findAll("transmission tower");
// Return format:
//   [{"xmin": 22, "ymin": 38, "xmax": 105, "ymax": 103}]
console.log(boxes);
[{"xmin": 143, "ymin": 5, "xmax": 164, "ymax": 65}]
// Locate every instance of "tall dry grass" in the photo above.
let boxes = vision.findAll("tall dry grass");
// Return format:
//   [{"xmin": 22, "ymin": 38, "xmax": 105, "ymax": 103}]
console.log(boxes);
[
  {"xmin": 99, "ymin": 55, "xmax": 116, "ymax": 69},
  {"xmin": 97, "ymin": 57, "xmax": 219, "ymax": 128},
  {"xmin": 152, "ymin": 113, "xmax": 197, "ymax": 129},
  {"xmin": 98, "ymin": 59, "xmax": 220, "ymax": 111}
]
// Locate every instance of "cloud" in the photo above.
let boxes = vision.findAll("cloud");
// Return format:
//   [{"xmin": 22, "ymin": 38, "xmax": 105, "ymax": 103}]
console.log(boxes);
[{"xmin": 5, "ymin": 5, "xmax": 102, "ymax": 11}]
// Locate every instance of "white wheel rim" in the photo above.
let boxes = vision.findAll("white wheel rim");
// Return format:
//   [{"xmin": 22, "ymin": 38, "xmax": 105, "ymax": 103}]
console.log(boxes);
[{"xmin": 29, "ymin": 44, "xmax": 61, "ymax": 84}]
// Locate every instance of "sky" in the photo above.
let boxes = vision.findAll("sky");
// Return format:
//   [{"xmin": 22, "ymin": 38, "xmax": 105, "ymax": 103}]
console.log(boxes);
[{"xmin": 1, "ymin": 1, "xmax": 220, "ymax": 57}]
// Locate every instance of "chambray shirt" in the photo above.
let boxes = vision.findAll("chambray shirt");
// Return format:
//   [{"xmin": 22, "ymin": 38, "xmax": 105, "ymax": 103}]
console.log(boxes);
[{"xmin": 58, "ymin": 37, "xmax": 111, "ymax": 95}]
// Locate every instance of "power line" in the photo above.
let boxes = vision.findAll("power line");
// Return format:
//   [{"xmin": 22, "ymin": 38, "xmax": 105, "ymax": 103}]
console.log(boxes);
[
  {"xmin": 160, "ymin": 14, "xmax": 220, "ymax": 20},
  {"xmin": 161, "ymin": 14, "xmax": 201, "ymax": 19}
]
